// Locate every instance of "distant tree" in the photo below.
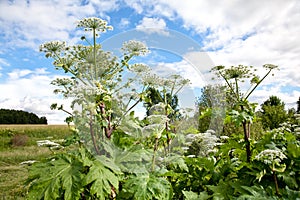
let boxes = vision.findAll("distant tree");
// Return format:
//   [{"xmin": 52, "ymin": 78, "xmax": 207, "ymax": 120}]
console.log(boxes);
[
  {"xmin": 195, "ymin": 84, "xmax": 227, "ymax": 133},
  {"xmin": 260, "ymin": 96, "xmax": 287, "ymax": 130},
  {"xmin": 143, "ymin": 87, "xmax": 181, "ymax": 121},
  {"xmin": 0, "ymin": 109, "xmax": 47, "ymax": 124},
  {"xmin": 297, "ymin": 97, "xmax": 300, "ymax": 113}
]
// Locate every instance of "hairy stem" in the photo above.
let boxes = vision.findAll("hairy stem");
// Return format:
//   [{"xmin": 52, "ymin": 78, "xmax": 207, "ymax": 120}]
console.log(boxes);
[
  {"xmin": 235, "ymin": 78, "xmax": 239, "ymax": 100},
  {"xmin": 273, "ymin": 170, "xmax": 280, "ymax": 196},
  {"xmin": 243, "ymin": 122, "xmax": 251, "ymax": 162},
  {"xmin": 241, "ymin": 105, "xmax": 251, "ymax": 162},
  {"xmin": 99, "ymin": 103, "xmax": 114, "ymax": 139},
  {"xmin": 89, "ymin": 114, "xmax": 100, "ymax": 155},
  {"xmin": 164, "ymin": 90, "xmax": 171, "ymax": 153},
  {"xmin": 93, "ymin": 28, "xmax": 97, "ymax": 79},
  {"xmin": 151, "ymin": 137, "xmax": 159, "ymax": 172}
]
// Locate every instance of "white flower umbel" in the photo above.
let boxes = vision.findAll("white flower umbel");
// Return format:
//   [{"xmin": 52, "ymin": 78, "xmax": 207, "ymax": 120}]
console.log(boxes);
[
  {"xmin": 77, "ymin": 17, "xmax": 113, "ymax": 32},
  {"xmin": 121, "ymin": 40, "xmax": 149, "ymax": 56},
  {"xmin": 40, "ymin": 41, "xmax": 66, "ymax": 58},
  {"xmin": 188, "ymin": 130, "xmax": 219, "ymax": 157},
  {"xmin": 255, "ymin": 149, "xmax": 287, "ymax": 166}
]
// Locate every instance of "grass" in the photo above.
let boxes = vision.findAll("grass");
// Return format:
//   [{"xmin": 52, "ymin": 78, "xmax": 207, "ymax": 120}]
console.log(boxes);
[{"xmin": 0, "ymin": 125, "xmax": 73, "ymax": 199}]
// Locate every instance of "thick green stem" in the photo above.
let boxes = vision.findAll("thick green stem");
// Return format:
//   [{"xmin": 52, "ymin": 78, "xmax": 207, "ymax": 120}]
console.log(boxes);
[
  {"xmin": 242, "ymin": 121, "xmax": 251, "ymax": 162},
  {"xmin": 164, "ymin": 90, "xmax": 171, "ymax": 153},
  {"xmin": 99, "ymin": 103, "xmax": 114, "ymax": 139},
  {"xmin": 235, "ymin": 78, "xmax": 239, "ymax": 100},
  {"xmin": 272, "ymin": 170, "xmax": 280, "ymax": 196},
  {"xmin": 151, "ymin": 137, "xmax": 159, "ymax": 172},
  {"xmin": 93, "ymin": 28, "xmax": 97, "ymax": 79},
  {"xmin": 241, "ymin": 105, "xmax": 251, "ymax": 162},
  {"xmin": 89, "ymin": 114, "xmax": 100, "ymax": 155}
]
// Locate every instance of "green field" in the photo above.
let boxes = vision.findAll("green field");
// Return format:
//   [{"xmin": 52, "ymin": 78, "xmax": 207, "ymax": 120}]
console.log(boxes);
[{"xmin": 0, "ymin": 125, "xmax": 72, "ymax": 199}]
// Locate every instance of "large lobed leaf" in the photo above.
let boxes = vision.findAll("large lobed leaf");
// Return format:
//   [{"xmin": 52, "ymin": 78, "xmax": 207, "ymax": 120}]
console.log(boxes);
[
  {"xmin": 27, "ymin": 154, "xmax": 84, "ymax": 200},
  {"xmin": 120, "ymin": 173, "xmax": 172, "ymax": 200},
  {"xmin": 83, "ymin": 156, "xmax": 121, "ymax": 200}
]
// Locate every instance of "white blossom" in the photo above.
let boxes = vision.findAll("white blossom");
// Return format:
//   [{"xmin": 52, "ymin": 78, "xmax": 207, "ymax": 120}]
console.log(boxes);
[
  {"xmin": 39, "ymin": 41, "xmax": 66, "ymax": 58},
  {"xmin": 77, "ymin": 17, "xmax": 112, "ymax": 32},
  {"xmin": 121, "ymin": 40, "xmax": 149, "ymax": 56},
  {"xmin": 255, "ymin": 149, "xmax": 287, "ymax": 165}
]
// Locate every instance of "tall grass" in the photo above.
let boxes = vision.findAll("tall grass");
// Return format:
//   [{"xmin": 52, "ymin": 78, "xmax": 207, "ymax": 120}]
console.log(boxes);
[{"xmin": 0, "ymin": 125, "xmax": 73, "ymax": 199}]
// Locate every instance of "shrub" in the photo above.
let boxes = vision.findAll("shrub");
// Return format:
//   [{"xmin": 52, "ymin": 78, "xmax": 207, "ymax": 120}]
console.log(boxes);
[{"xmin": 11, "ymin": 134, "xmax": 29, "ymax": 147}]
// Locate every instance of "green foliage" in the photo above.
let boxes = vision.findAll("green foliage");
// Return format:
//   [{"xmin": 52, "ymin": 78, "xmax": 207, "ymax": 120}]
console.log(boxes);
[
  {"xmin": 144, "ymin": 87, "xmax": 181, "ymax": 120},
  {"xmin": 119, "ymin": 173, "xmax": 172, "ymax": 200},
  {"xmin": 195, "ymin": 84, "xmax": 227, "ymax": 134},
  {"xmin": 297, "ymin": 97, "xmax": 300, "ymax": 113},
  {"xmin": 27, "ymin": 147, "xmax": 121, "ymax": 200},
  {"xmin": 169, "ymin": 115, "xmax": 300, "ymax": 199},
  {"xmin": 260, "ymin": 96, "xmax": 287, "ymax": 130}
]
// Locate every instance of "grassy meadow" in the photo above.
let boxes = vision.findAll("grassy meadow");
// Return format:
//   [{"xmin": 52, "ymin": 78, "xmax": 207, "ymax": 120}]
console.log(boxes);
[{"xmin": 0, "ymin": 125, "xmax": 73, "ymax": 199}]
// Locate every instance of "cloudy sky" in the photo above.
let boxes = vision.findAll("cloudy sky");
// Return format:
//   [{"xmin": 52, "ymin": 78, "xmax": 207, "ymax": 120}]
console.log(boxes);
[{"xmin": 0, "ymin": 0, "xmax": 299, "ymax": 124}]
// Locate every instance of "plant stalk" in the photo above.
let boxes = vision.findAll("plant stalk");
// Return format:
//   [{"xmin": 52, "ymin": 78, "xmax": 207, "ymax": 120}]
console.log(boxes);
[
  {"xmin": 151, "ymin": 137, "xmax": 159, "ymax": 172},
  {"xmin": 89, "ymin": 114, "xmax": 100, "ymax": 155},
  {"xmin": 273, "ymin": 170, "xmax": 280, "ymax": 196}
]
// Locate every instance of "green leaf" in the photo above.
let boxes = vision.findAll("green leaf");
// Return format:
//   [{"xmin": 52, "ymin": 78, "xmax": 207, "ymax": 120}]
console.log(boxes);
[
  {"xmin": 182, "ymin": 190, "xmax": 211, "ymax": 200},
  {"xmin": 27, "ymin": 153, "xmax": 84, "ymax": 200},
  {"xmin": 164, "ymin": 154, "xmax": 189, "ymax": 172},
  {"xmin": 83, "ymin": 158, "xmax": 120, "ymax": 200},
  {"xmin": 182, "ymin": 191, "xmax": 198, "ymax": 200},
  {"xmin": 120, "ymin": 174, "xmax": 172, "ymax": 200}
]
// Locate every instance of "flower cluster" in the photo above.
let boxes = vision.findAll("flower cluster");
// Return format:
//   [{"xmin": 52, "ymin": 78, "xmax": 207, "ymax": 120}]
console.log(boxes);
[
  {"xmin": 186, "ymin": 130, "xmax": 219, "ymax": 157},
  {"xmin": 39, "ymin": 41, "xmax": 66, "ymax": 58},
  {"xmin": 121, "ymin": 40, "xmax": 149, "ymax": 56},
  {"xmin": 77, "ymin": 17, "xmax": 113, "ymax": 32},
  {"xmin": 255, "ymin": 149, "xmax": 287, "ymax": 166},
  {"xmin": 129, "ymin": 63, "xmax": 151, "ymax": 74}
]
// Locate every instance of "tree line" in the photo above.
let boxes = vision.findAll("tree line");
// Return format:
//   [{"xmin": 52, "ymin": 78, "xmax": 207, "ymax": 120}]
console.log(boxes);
[{"xmin": 0, "ymin": 109, "xmax": 47, "ymax": 124}]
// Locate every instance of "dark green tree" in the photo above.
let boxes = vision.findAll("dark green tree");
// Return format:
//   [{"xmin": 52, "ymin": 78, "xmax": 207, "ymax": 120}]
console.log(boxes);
[
  {"xmin": 195, "ymin": 84, "xmax": 229, "ymax": 134},
  {"xmin": 143, "ymin": 87, "xmax": 181, "ymax": 121},
  {"xmin": 0, "ymin": 109, "xmax": 47, "ymax": 124},
  {"xmin": 260, "ymin": 96, "xmax": 287, "ymax": 130},
  {"xmin": 297, "ymin": 97, "xmax": 300, "ymax": 113}
]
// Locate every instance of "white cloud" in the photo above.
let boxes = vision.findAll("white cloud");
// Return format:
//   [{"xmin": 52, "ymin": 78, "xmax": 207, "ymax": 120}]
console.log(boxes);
[
  {"xmin": 0, "ymin": 69, "xmax": 72, "ymax": 124},
  {"xmin": 119, "ymin": 18, "xmax": 130, "ymax": 29},
  {"xmin": 152, "ymin": 60, "xmax": 206, "ymax": 89},
  {"xmin": 0, "ymin": 0, "xmax": 118, "ymax": 50},
  {"xmin": 146, "ymin": 0, "xmax": 300, "ymax": 108},
  {"xmin": 123, "ymin": 0, "xmax": 144, "ymax": 14},
  {"xmin": 0, "ymin": 58, "xmax": 10, "ymax": 68},
  {"xmin": 136, "ymin": 17, "xmax": 169, "ymax": 36}
]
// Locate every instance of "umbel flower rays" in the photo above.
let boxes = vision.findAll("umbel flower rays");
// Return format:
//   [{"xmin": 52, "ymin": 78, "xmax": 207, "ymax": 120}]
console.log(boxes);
[{"xmin": 77, "ymin": 17, "xmax": 113, "ymax": 33}]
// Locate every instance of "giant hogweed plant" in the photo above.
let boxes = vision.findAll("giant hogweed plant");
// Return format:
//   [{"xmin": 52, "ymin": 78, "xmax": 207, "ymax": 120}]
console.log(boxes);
[
  {"xmin": 27, "ymin": 17, "xmax": 190, "ymax": 199},
  {"xmin": 211, "ymin": 64, "xmax": 278, "ymax": 162}
]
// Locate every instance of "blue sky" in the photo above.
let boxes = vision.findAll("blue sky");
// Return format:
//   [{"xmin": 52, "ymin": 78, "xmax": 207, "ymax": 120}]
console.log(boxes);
[{"xmin": 0, "ymin": 0, "xmax": 299, "ymax": 124}]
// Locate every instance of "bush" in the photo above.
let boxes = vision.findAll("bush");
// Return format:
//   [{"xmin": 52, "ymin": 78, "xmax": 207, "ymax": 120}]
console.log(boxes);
[{"xmin": 11, "ymin": 134, "xmax": 29, "ymax": 146}]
